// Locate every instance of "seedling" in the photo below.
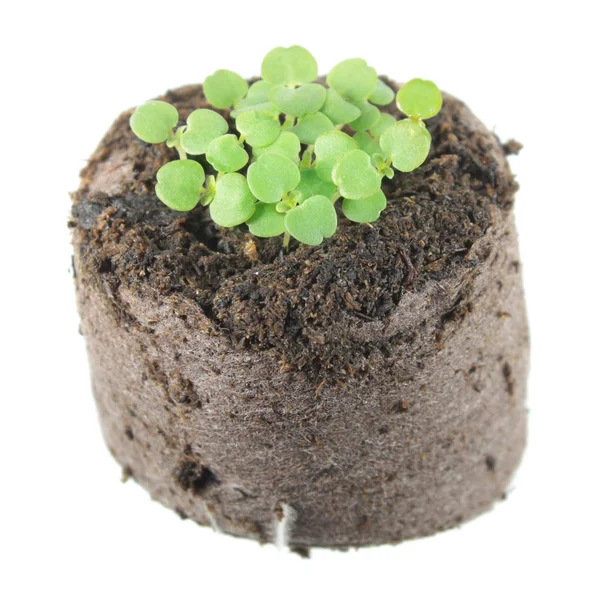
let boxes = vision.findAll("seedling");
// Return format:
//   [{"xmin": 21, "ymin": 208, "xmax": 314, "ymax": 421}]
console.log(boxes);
[{"xmin": 129, "ymin": 46, "xmax": 442, "ymax": 246}]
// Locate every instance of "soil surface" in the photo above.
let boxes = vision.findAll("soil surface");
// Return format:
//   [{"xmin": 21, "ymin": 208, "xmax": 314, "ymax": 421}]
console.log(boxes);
[{"xmin": 71, "ymin": 81, "xmax": 520, "ymax": 375}]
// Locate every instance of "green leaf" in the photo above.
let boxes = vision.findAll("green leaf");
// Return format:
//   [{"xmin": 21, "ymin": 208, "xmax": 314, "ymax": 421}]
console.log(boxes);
[
  {"xmin": 204, "ymin": 70, "xmax": 249, "ymax": 109},
  {"xmin": 289, "ymin": 112, "xmax": 334, "ymax": 144},
  {"xmin": 268, "ymin": 83, "xmax": 326, "ymax": 117},
  {"xmin": 326, "ymin": 58, "xmax": 378, "ymax": 102},
  {"xmin": 252, "ymin": 131, "xmax": 301, "ymax": 163},
  {"xmin": 261, "ymin": 46, "xmax": 318, "ymax": 86},
  {"xmin": 230, "ymin": 101, "xmax": 280, "ymax": 119},
  {"xmin": 209, "ymin": 173, "xmax": 256, "ymax": 227},
  {"xmin": 247, "ymin": 202, "xmax": 286, "ymax": 237},
  {"xmin": 321, "ymin": 88, "xmax": 362, "ymax": 125},
  {"xmin": 284, "ymin": 195, "xmax": 337, "ymax": 245},
  {"xmin": 369, "ymin": 113, "xmax": 396, "ymax": 139},
  {"xmin": 296, "ymin": 168, "xmax": 336, "ymax": 200},
  {"xmin": 396, "ymin": 79, "xmax": 443, "ymax": 120},
  {"xmin": 353, "ymin": 131, "xmax": 382, "ymax": 159},
  {"xmin": 155, "ymin": 160, "xmax": 204, "ymax": 211},
  {"xmin": 247, "ymin": 154, "xmax": 300, "ymax": 204},
  {"xmin": 206, "ymin": 134, "xmax": 249, "ymax": 173},
  {"xmin": 235, "ymin": 110, "xmax": 280, "ymax": 148},
  {"xmin": 369, "ymin": 79, "xmax": 395, "ymax": 105},
  {"xmin": 314, "ymin": 130, "xmax": 358, "ymax": 183},
  {"xmin": 180, "ymin": 109, "xmax": 228, "ymax": 155},
  {"xmin": 235, "ymin": 80, "xmax": 275, "ymax": 107},
  {"xmin": 332, "ymin": 149, "xmax": 382, "ymax": 200},
  {"xmin": 130, "ymin": 101, "xmax": 178, "ymax": 144},
  {"xmin": 380, "ymin": 119, "xmax": 432, "ymax": 172},
  {"xmin": 349, "ymin": 99, "xmax": 381, "ymax": 132},
  {"xmin": 342, "ymin": 189, "xmax": 387, "ymax": 223}
]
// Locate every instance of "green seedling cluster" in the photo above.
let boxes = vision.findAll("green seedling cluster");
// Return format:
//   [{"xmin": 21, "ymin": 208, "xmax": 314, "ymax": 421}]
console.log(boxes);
[{"xmin": 129, "ymin": 46, "xmax": 442, "ymax": 246}]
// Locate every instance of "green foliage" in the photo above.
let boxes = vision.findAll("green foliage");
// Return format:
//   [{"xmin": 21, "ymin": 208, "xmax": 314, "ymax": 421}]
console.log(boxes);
[
  {"xmin": 155, "ymin": 160, "xmax": 205, "ymax": 211},
  {"xmin": 204, "ymin": 70, "xmax": 248, "ymax": 109},
  {"xmin": 396, "ymin": 78, "xmax": 442, "ymax": 120},
  {"xmin": 262, "ymin": 46, "xmax": 318, "ymax": 86},
  {"xmin": 206, "ymin": 134, "xmax": 249, "ymax": 173},
  {"xmin": 180, "ymin": 109, "xmax": 228, "ymax": 155},
  {"xmin": 247, "ymin": 154, "xmax": 301, "ymax": 204},
  {"xmin": 129, "ymin": 47, "xmax": 442, "ymax": 246},
  {"xmin": 130, "ymin": 101, "xmax": 179, "ymax": 144},
  {"xmin": 380, "ymin": 119, "xmax": 432, "ymax": 172},
  {"xmin": 284, "ymin": 195, "xmax": 337, "ymax": 245},
  {"xmin": 342, "ymin": 190, "xmax": 387, "ymax": 223},
  {"xmin": 327, "ymin": 58, "xmax": 378, "ymax": 102},
  {"xmin": 209, "ymin": 173, "xmax": 256, "ymax": 227},
  {"xmin": 332, "ymin": 149, "xmax": 382, "ymax": 200}
]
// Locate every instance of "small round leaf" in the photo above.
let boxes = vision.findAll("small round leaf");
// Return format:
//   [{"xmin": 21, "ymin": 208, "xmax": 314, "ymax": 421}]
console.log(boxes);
[
  {"xmin": 253, "ymin": 131, "xmax": 301, "ymax": 163},
  {"xmin": 369, "ymin": 79, "xmax": 395, "ymax": 105},
  {"xmin": 206, "ymin": 135, "xmax": 249, "ymax": 173},
  {"xmin": 235, "ymin": 80, "xmax": 275, "ymax": 108},
  {"xmin": 204, "ymin": 70, "xmax": 249, "ymax": 109},
  {"xmin": 261, "ymin": 46, "xmax": 318, "ymax": 86},
  {"xmin": 130, "ymin": 101, "xmax": 178, "ymax": 144},
  {"xmin": 396, "ymin": 79, "xmax": 443, "ymax": 120},
  {"xmin": 353, "ymin": 131, "xmax": 382, "ymax": 159},
  {"xmin": 247, "ymin": 202, "xmax": 286, "ymax": 237},
  {"xmin": 327, "ymin": 58, "xmax": 378, "ymax": 102},
  {"xmin": 332, "ymin": 149, "xmax": 382, "ymax": 200},
  {"xmin": 380, "ymin": 119, "xmax": 432, "ymax": 172},
  {"xmin": 349, "ymin": 100, "xmax": 381, "ymax": 132},
  {"xmin": 236, "ymin": 110, "xmax": 281, "ymax": 148},
  {"xmin": 342, "ymin": 190, "xmax": 387, "ymax": 223},
  {"xmin": 155, "ymin": 160, "xmax": 204, "ymax": 211},
  {"xmin": 369, "ymin": 113, "xmax": 396, "ymax": 139},
  {"xmin": 209, "ymin": 173, "xmax": 256, "ymax": 227},
  {"xmin": 289, "ymin": 112, "xmax": 334, "ymax": 144},
  {"xmin": 314, "ymin": 130, "xmax": 358, "ymax": 183},
  {"xmin": 247, "ymin": 154, "xmax": 301, "ymax": 204},
  {"xmin": 268, "ymin": 83, "xmax": 326, "ymax": 117},
  {"xmin": 180, "ymin": 109, "xmax": 228, "ymax": 155},
  {"xmin": 321, "ymin": 88, "xmax": 361, "ymax": 125},
  {"xmin": 296, "ymin": 168, "xmax": 336, "ymax": 200},
  {"xmin": 284, "ymin": 195, "xmax": 337, "ymax": 246}
]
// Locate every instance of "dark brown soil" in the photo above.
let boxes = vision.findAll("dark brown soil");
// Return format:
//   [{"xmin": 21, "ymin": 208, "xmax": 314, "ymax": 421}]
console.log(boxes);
[{"xmin": 71, "ymin": 81, "xmax": 519, "ymax": 375}]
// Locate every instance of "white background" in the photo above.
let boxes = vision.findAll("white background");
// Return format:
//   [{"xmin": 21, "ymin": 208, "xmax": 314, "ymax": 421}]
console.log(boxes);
[{"xmin": 1, "ymin": 1, "xmax": 598, "ymax": 598}]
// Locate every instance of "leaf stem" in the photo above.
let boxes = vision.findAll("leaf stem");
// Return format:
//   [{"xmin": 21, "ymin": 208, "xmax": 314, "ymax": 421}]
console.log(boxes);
[{"xmin": 283, "ymin": 230, "xmax": 291, "ymax": 249}]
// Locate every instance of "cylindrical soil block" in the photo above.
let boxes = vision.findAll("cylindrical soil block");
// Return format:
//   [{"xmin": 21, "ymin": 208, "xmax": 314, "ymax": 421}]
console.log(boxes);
[{"xmin": 71, "ymin": 83, "xmax": 529, "ymax": 550}]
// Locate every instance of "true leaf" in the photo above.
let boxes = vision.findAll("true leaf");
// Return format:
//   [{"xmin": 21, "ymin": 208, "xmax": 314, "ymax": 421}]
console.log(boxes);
[
  {"xmin": 252, "ymin": 131, "xmax": 301, "ymax": 163},
  {"xmin": 380, "ymin": 119, "xmax": 432, "ymax": 172},
  {"xmin": 284, "ymin": 195, "xmax": 337, "ymax": 245},
  {"xmin": 320, "ymin": 88, "xmax": 362, "ymax": 125},
  {"xmin": 396, "ymin": 78, "xmax": 443, "ymax": 120},
  {"xmin": 236, "ymin": 110, "xmax": 280, "ymax": 148},
  {"xmin": 247, "ymin": 154, "xmax": 300, "ymax": 204},
  {"xmin": 206, "ymin": 134, "xmax": 249, "ymax": 173},
  {"xmin": 130, "ymin": 101, "xmax": 178, "ymax": 144},
  {"xmin": 247, "ymin": 202, "xmax": 286, "ymax": 237},
  {"xmin": 268, "ymin": 83, "xmax": 326, "ymax": 116},
  {"xmin": 369, "ymin": 79, "xmax": 395, "ymax": 105},
  {"xmin": 155, "ymin": 160, "xmax": 204, "ymax": 211},
  {"xmin": 326, "ymin": 58, "xmax": 378, "ymax": 102},
  {"xmin": 342, "ymin": 189, "xmax": 387, "ymax": 223},
  {"xmin": 261, "ymin": 46, "xmax": 318, "ymax": 86},
  {"xmin": 204, "ymin": 70, "xmax": 249, "ymax": 109},
  {"xmin": 349, "ymin": 99, "xmax": 381, "ymax": 132},
  {"xmin": 314, "ymin": 130, "xmax": 358, "ymax": 182},
  {"xmin": 180, "ymin": 109, "xmax": 228, "ymax": 155},
  {"xmin": 289, "ymin": 112, "xmax": 334, "ymax": 144},
  {"xmin": 209, "ymin": 173, "xmax": 256, "ymax": 227},
  {"xmin": 332, "ymin": 149, "xmax": 382, "ymax": 200}
]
